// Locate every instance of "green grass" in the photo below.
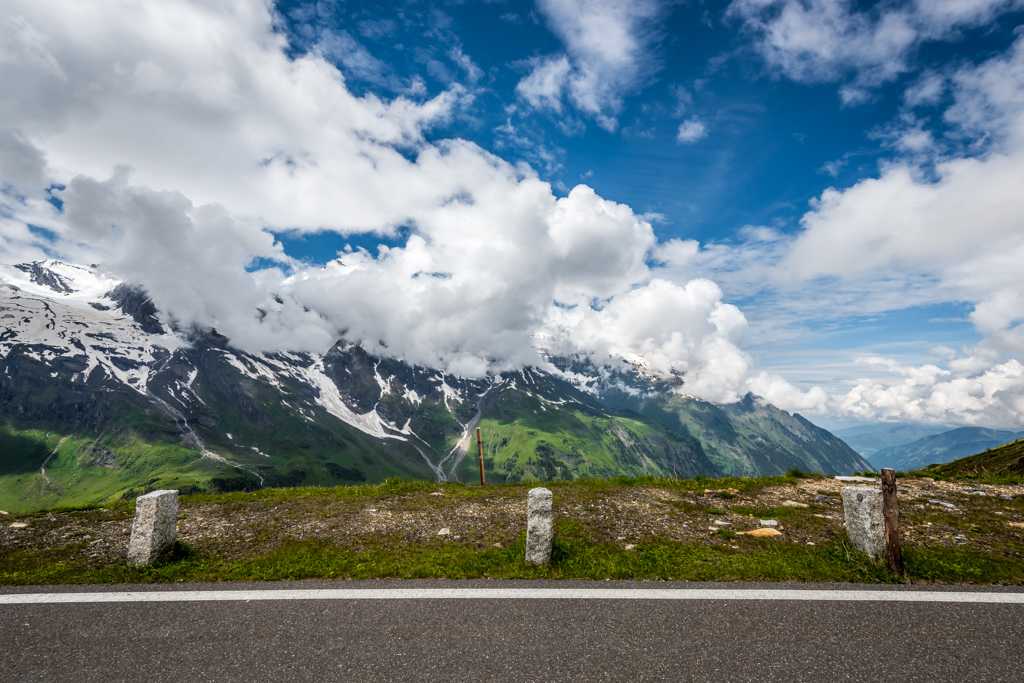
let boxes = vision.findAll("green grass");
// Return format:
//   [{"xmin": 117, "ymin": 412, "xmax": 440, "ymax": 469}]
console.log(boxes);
[
  {"xmin": 5, "ymin": 528, "xmax": 1016, "ymax": 586},
  {"xmin": 914, "ymin": 438, "xmax": 1024, "ymax": 483},
  {"xmin": 0, "ymin": 424, "xmax": 229, "ymax": 514},
  {"xmin": 4, "ymin": 474, "xmax": 1024, "ymax": 586}
]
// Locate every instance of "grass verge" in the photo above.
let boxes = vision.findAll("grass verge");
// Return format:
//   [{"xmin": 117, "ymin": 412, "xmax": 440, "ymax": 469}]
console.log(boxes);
[{"xmin": 2, "ymin": 475, "xmax": 1023, "ymax": 586}]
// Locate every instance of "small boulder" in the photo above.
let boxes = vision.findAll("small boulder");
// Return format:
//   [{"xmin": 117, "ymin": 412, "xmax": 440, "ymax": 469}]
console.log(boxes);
[
  {"xmin": 739, "ymin": 528, "xmax": 782, "ymax": 537},
  {"xmin": 782, "ymin": 500, "xmax": 809, "ymax": 508},
  {"xmin": 759, "ymin": 519, "xmax": 778, "ymax": 527},
  {"xmin": 437, "ymin": 527, "xmax": 451, "ymax": 536}
]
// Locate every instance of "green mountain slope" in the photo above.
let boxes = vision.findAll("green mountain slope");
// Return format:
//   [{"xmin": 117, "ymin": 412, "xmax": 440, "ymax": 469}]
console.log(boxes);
[
  {"xmin": 1, "ymin": 262, "xmax": 876, "ymax": 512},
  {"xmin": 869, "ymin": 427, "xmax": 1024, "ymax": 472},
  {"xmin": 916, "ymin": 438, "xmax": 1024, "ymax": 479},
  {"xmin": 454, "ymin": 369, "xmax": 715, "ymax": 483},
  {"xmin": 592, "ymin": 388, "xmax": 871, "ymax": 476}
]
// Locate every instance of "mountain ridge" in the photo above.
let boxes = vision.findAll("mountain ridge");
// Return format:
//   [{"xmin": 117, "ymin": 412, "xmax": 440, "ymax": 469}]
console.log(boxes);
[{"xmin": 0, "ymin": 260, "xmax": 871, "ymax": 512}]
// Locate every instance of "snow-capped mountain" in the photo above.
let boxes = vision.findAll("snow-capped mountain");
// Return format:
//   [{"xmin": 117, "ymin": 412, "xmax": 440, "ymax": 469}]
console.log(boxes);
[{"xmin": 0, "ymin": 261, "xmax": 871, "ymax": 511}]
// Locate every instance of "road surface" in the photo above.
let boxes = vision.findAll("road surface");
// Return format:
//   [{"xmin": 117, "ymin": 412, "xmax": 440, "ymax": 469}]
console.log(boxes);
[{"xmin": 2, "ymin": 580, "xmax": 1022, "ymax": 681}]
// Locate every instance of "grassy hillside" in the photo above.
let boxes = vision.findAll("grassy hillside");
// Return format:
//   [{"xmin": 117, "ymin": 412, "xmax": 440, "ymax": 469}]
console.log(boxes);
[
  {"xmin": 454, "ymin": 382, "xmax": 715, "ymax": 483},
  {"xmin": 916, "ymin": 438, "xmax": 1024, "ymax": 481},
  {"xmin": 0, "ymin": 424, "xmax": 224, "ymax": 513},
  {"xmin": 872, "ymin": 427, "xmax": 1024, "ymax": 472}
]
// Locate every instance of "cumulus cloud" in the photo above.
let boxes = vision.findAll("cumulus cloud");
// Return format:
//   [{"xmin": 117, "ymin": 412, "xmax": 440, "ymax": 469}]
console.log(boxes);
[
  {"xmin": 518, "ymin": 0, "xmax": 664, "ymax": 130},
  {"xmin": 0, "ymin": 0, "xmax": 465, "ymax": 233},
  {"xmin": 834, "ymin": 353, "xmax": 1024, "ymax": 426},
  {"xmin": 516, "ymin": 54, "xmax": 572, "ymax": 113},
  {"xmin": 0, "ymin": 0, "xmax": 753, "ymax": 404},
  {"xmin": 676, "ymin": 117, "xmax": 708, "ymax": 144},
  {"xmin": 543, "ymin": 278, "xmax": 752, "ymax": 403},
  {"xmin": 654, "ymin": 34, "xmax": 1024, "ymax": 425},
  {"xmin": 728, "ymin": 0, "xmax": 1024, "ymax": 103}
]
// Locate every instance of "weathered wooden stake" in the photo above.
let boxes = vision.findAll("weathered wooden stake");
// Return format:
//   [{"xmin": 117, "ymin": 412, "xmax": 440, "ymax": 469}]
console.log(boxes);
[
  {"xmin": 476, "ymin": 426, "xmax": 485, "ymax": 486},
  {"xmin": 880, "ymin": 468, "xmax": 905, "ymax": 575}
]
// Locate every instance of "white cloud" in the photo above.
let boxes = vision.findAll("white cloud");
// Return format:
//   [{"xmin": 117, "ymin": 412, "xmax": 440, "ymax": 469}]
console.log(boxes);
[
  {"xmin": 728, "ymin": 0, "xmax": 1024, "ymax": 101},
  {"xmin": 835, "ymin": 354, "xmax": 1024, "ymax": 426},
  {"xmin": 542, "ymin": 278, "xmax": 752, "ymax": 403},
  {"xmin": 2, "ymin": 0, "xmax": 1022, "ymax": 428},
  {"xmin": 515, "ymin": 54, "xmax": 572, "ymax": 112},
  {"xmin": 518, "ymin": 0, "xmax": 664, "ymax": 130},
  {"xmin": 676, "ymin": 117, "xmax": 708, "ymax": 144},
  {"xmin": 653, "ymin": 35, "xmax": 1024, "ymax": 424},
  {"xmin": 0, "ymin": 0, "xmax": 755, "ymax": 405},
  {"xmin": 0, "ymin": 0, "xmax": 465, "ymax": 234}
]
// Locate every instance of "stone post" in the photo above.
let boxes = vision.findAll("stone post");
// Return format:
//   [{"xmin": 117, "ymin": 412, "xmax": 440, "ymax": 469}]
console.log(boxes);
[
  {"xmin": 525, "ymin": 487, "xmax": 553, "ymax": 565},
  {"xmin": 127, "ymin": 490, "xmax": 179, "ymax": 566},
  {"xmin": 841, "ymin": 486, "xmax": 885, "ymax": 559}
]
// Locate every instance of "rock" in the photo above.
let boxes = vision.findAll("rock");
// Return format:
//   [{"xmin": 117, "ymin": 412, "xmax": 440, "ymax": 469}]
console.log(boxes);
[
  {"xmin": 0, "ymin": 510, "xmax": 8, "ymax": 515},
  {"xmin": 782, "ymin": 500, "xmax": 809, "ymax": 508},
  {"xmin": 759, "ymin": 519, "xmax": 778, "ymax": 527},
  {"xmin": 962, "ymin": 489, "xmax": 988, "ymax": 495},
  {"xmin": 1001, "ymin": 495, "xmax": 1013, "ymax": 500},
  {"xmin": 9, "ymin": 522, "xmax": 28, "ymax": 529},
  {"xmin": 928, "ymin": 499, "xmax": 956, "ymax": 509},
  {"xmin": 835, "ymin": 476, "xmax": 877, "ymax": 482},
  {"xmin": 436, "ymin": 528, "xmax": 450, "ymax": 536},
  {"xmin": 704, "ymin": 488, "xmax": 739, "ymax": 498},
  {"xmin": 814, "ymin": 495, "xmax": 830, "ymax": 504},
  {"xmin": 713, "ymin": 519, "xmax": 731, "ymax": 525},
  {"xmin": 525, "ymin": 487, "xmax": 553, "ymax": 565},
  {"xmin": 739, "ymin": 528, "xmax": 781, "ymax": 537},
  {"xmin": 127, "ymin": 490, "xmax": 179, "ymax": 566},
  {"xmin": 806, "ymin": 541, "xmax": 815, "ymax": 546},
  {"xmin": 430, "ymin": 492, "xmax": 444, "ymax": 497},
  {"xmin": 1009, "ymin": 522, "xmax": 1024, "ymax": 528},
  {"xmin": 624, "ymin": 544, "xmax": 635, "ymax": 550},
  {"xmin": 841, "ymin": 487, "xmax": 885, "ymax": 559}
]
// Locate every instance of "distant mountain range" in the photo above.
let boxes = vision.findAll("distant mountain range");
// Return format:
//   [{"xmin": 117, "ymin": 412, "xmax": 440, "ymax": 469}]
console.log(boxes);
[
  {"xmin": 833, "ymin": 424, "xmax": 950, "ymax": 459},
  {"xmin": 868, "ymin": 427, "xmax": 1024, "ymax": 472},
  {"xmin": 0, "ymin": 260, "xmax": 871, "ymax": 512}
]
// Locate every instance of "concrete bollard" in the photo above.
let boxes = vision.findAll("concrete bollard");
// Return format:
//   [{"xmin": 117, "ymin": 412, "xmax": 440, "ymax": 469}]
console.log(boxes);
[
  {"xmin": 525, "ymin": 487, "xmax": 553, "ymax": 565},
  {"xmin": 841, "ymin": 486, "xmax": 885, "ymax": 559},
  {"xmin": 127, "ymin": 490, "xmax": 179, "ymax": 566}
]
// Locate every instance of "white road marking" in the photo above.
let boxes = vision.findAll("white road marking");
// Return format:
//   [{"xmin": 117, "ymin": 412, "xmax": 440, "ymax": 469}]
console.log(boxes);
[{"xmin": 2, "ymin": 588, "xmax": 1024, "ymax": 605}]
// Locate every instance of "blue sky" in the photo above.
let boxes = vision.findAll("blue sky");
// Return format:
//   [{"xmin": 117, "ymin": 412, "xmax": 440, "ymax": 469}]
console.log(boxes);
[
  {"xmin": 272, "ymin": 0, "xmax": 1015, "ymax": 241},
  {"xmin": 1, "ymin": 0, "xmax": 1023, "ymax": 428}
]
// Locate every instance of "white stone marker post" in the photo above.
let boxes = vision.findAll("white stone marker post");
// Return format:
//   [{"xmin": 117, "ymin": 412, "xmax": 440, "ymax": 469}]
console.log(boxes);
[
  {"xmin": 525, "ymin": 487, "xmax": 553, "ymax": 565},
  {"xmin": 127, "ymin": 490, "xmax": 179, "ymax": 566},
  {"xmin": 841, "ymin": 486, "xmax": 885, "ymax": 559}
]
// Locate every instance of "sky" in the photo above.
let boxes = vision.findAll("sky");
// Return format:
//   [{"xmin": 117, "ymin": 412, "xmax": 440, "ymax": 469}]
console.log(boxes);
[{"xmin": 1, "ymin": 0, "xmax": 1023, "ymax": 429}]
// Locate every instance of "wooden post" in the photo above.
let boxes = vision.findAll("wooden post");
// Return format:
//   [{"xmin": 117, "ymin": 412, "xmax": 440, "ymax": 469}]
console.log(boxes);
[
  {"xmin": 476, "ymin": 427, "xmax": 485, "ymax": 486},
  {"xmin": 880, "ymin": 468, "xmax": 904, "ymax": 575}
]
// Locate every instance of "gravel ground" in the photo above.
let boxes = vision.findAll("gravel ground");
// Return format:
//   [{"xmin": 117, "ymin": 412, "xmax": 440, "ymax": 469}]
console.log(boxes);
[{"xmin": 3, "ymin": 478, "xmax": 1023, "ymax": 569}]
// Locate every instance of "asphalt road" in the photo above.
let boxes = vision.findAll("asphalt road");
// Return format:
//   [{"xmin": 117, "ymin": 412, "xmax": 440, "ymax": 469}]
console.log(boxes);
[{"xmin": 2, "ymin": 580, "xmax": 1023, "ymax": 682}]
